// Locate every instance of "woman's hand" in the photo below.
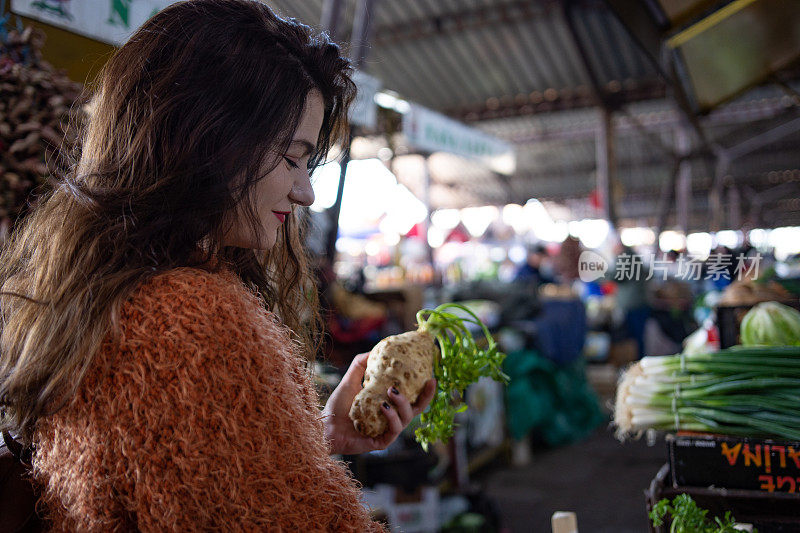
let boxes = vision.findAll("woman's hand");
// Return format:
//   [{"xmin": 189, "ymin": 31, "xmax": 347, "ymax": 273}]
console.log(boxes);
[{"xmin": 322, "ymin": 352, "xmax": 436, "ymax": 456}]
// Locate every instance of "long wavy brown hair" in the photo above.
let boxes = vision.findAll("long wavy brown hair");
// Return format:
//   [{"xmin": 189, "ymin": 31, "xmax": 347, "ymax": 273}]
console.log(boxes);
[{"xmin": 0, "ymin": 0, "xmax": 355, "ymax": 444}]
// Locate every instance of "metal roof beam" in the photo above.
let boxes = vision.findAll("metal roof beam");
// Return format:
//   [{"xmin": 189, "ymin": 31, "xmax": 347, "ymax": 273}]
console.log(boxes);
[
  {"xmin": 510, "ymin": 160, "xmax": 799, "ymax": 192},
  {"xmin": 371, "ymin": 0, "xmax": 558, "ymax": 46},
  {"xmin": 503, "ymin": 95, "xmax": 796, "ymax": 143},
  {"xmin": 726, "ymin": 114, "xmax": 800, "ymax": 161},
  {"xmin": 448, "ymin": 78, "xmax": 666, "ymax": 121}
]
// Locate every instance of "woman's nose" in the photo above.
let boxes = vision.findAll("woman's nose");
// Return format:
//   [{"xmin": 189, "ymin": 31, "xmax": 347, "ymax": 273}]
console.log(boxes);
[{"xmin": 289, "ymin": 172, "xmax": 315, "ymax": 207}]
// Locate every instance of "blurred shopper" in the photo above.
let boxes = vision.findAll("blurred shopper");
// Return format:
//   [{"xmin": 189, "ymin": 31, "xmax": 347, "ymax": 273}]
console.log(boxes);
[
  {"xmin": 664, "ymin": 249, "xmax": 683, "ymax": 279},
  {"xmin": 514, "ymin": 243, "xmax": 553, "ymax": 285},
  {"xmin": 608, "ymin": 245, "xmax": 651, "ymax": 359},
  {"xmin": 498, "ymin": 255, "xmax": 517, "ymax": 283},
  {"xmin": 704, "ymin": 245, "xmax": 735, "ymax": 291},
  {"xmin": 0, "ymin": 1, "xmax": 433, "ymax": 530},
  {"xmin": 555, "ymin": 236, "xmax": 582, "ymax": 283},
  {"xmin": 645, "ymin": 280, "xmax": 696, "ymax": 356}
]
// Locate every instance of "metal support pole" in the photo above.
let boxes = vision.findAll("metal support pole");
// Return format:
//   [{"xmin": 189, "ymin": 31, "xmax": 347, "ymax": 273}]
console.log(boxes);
[
  {"xmin": 727, "ymin": 185, "xmax": 741, "ymax": 231},
  {"xmin": 320, "ymin": 0, "xmax": 344, "ymax": 42},
  {"xmin": 349, "ymin": 0, "xmax": 376, "ymax": 68},
  {"xmin": 324, "ymin": 127, "xmax": 353, "ymax": 262},
  {"xmin": 711, "ymin": 154, "xmax": 729, "ymax": 233},
  {"xmin": 564, "ymin": 0, "xmax": 620, "ymax": 227},
  {"xmin": 653, "ymin": 158, "xmax": 679, "ymax": 255},
  {"xmin": 563, "ymin": 0, "xmax": 608, "ymax": 109},
  {"xmin": 675, "ymin": 127, "xmax": 691, "ymax": 234},
  {"xmin": 422, "ymin": 157, "xmax": 434, "ymax": 265},
  {"xmin": 323, "ymin": 0, "xmax": 377, "ymax": 265},
  {"xmin": 595, "ymin": 108, "xmax": 617, "ymax": 226},
  {"xmin": 661, "ymin": 31, "xmax": 720, "ymax": 159}
]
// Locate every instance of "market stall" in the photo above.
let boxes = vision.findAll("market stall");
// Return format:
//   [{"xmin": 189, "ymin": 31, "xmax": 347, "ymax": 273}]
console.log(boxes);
[
  {"xmin": 615, "ymin": 300, "xmax": 800, "ymax": 531},
  {"xmin": 3, "ymin": 0, "xmax": 800, "ymax": 530}
]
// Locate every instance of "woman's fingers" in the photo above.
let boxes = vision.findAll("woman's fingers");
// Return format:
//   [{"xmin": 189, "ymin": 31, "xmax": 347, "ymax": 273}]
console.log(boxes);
[
  {"xmin": 384, "ymin": 379, "xmax": 437, "ymax": 428},
  {"xmin": 372, "ymin": 379, "xmax": 438, "ymax": 450},
  {"xmin": 387, "ymin": 387, "xmax": 413, "ymax": 426},
  {"xmin": 380, "ymin": 400, "xmax": 404, "ymax": 440}
]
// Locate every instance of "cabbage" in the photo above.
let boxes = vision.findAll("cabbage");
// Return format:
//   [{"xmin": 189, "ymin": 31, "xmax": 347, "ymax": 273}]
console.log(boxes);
[{"xmin": 740, "ymin": 301, "xmax": 800, "ymax": 347}]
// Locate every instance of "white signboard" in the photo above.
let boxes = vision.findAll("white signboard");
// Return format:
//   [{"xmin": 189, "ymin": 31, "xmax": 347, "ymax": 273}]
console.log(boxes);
[
  {"xmin": 402, "ymin": 103, "xmax": 516, "ymax": 174},
  {"xmin": 11, "ymin": 0, "xmax": 178, "ymax": 46},
  {"xmin": 349, "ymin": 70, "xmax": 380, "ymax": 130}
]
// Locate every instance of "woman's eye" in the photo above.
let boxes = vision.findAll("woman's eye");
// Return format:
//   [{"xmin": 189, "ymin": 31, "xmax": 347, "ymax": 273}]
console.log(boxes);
[{"xmin": 283, "ymin": 157, "xmax": 299, "ymax": 169}]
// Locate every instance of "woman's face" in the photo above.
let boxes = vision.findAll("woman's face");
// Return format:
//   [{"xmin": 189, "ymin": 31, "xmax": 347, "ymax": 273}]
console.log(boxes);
[{"xmin": 222, "ymin": 90, "xmax": 323, "ymax": 250}]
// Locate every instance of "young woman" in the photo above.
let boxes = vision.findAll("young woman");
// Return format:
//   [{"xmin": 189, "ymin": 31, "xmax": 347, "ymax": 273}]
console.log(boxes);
[{"xmin": 0, "ymin": 0, "xmax": 434, "ymax": 529}]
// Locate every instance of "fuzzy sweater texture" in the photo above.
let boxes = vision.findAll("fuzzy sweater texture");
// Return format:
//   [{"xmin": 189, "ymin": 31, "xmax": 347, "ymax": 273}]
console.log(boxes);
[{"xmin": 31, "ymin": 266, "xmax": 384, "ymax": 532}]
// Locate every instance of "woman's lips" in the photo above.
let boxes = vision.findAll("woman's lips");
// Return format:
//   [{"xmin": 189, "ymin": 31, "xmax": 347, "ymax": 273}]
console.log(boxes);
[{"xmin": 273, "ymin": 211, "xmax": 289, "ymax": 223}]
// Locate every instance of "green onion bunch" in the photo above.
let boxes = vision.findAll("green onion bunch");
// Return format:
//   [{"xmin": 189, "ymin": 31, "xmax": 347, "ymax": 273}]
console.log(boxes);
[{"xmin": 614, "ymin": 346, "xmax": 800, "ymax": 441}]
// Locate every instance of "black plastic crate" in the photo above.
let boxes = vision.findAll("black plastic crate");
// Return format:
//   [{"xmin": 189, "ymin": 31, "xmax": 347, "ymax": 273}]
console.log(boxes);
[
  {"xmin": 646, "ymin": 463, "xmax": 800, "ymax": 533},
  {"xmin": 668, "ymin": 434, "xmax": 800, "ymax": 493}
]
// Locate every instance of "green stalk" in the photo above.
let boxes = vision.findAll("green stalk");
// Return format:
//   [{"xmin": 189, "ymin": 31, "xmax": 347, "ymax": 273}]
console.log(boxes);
[
  {"xmin": 413, "ymin": 303, "xmax": 508, "ymax": 450},
  {"xmin": 680, "ymin": 378, "xmax": 800, "ymax": 398},
  {"xmin": 680, "ymin": 407, "xmax": 800, "ymax": 440}
]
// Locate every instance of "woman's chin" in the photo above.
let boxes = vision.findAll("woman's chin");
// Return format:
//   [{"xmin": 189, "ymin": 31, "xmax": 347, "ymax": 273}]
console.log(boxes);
[{"xmin": 256, "ymin": 231, "xmax": 278, "ymax": 250}]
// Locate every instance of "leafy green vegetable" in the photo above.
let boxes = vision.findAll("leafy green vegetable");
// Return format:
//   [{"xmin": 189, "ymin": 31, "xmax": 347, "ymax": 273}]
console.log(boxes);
[
  {"xmin": 740, "ymin": 302, "xmax": 800, "ymax": 347},
  {"xmin": 414, "ymin": 303, "xmax": 509, "ymax": 450},
  {"xmin": 650, "ymin": 494, "xmax": 755, "ymax": 533}
]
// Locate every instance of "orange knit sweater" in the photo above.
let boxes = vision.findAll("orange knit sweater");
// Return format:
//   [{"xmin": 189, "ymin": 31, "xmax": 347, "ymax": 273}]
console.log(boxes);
[{"xmin": 31, "ymin": 266, "xmax": 385, "ymax": 531}]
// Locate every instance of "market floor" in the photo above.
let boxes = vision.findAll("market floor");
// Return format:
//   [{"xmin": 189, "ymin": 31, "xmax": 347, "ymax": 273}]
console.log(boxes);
[{"xmin": 480, "ymin": 426, "xmax": 666, "ymax": 533}]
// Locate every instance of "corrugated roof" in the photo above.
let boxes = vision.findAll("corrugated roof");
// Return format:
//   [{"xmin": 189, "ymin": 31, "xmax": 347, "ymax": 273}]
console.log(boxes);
[
  {"xmin": 262, "ymin": 0, "xmax": 800, "ymax": 230},
  {"xmin": 265, "ymin": 0, "xmax": 659, "ymax": 111}
]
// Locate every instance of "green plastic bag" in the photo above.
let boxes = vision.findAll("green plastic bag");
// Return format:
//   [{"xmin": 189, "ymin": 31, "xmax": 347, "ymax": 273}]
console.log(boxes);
[{"xmin": 503, "ymin": 350, "xmax": 604, "ymax": 446}]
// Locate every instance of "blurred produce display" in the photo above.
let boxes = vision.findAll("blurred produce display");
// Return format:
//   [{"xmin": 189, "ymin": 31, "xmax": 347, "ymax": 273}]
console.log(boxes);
[
  {"xmin": 0, "ymin": 21, "xmax": 87, "ymax": 234},
  {"xmin": 330, "ymin": 283, "xmax": 388, "ymax": 321},
  {"xmin": 718, "ymin": 280, "xmax": 793, "ymax": 306}
]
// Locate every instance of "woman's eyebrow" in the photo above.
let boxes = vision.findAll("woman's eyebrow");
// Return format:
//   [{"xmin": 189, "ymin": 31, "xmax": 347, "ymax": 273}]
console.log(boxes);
[{"xmin": 288, "ymin": 140, "xmax": 315, "ymax": 156}]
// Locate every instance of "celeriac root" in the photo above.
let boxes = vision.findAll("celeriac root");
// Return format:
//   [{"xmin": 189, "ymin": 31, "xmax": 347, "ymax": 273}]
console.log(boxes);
[{"xmin": 349, "ymin": 330, "xmax": 438, "ymax": 438}]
